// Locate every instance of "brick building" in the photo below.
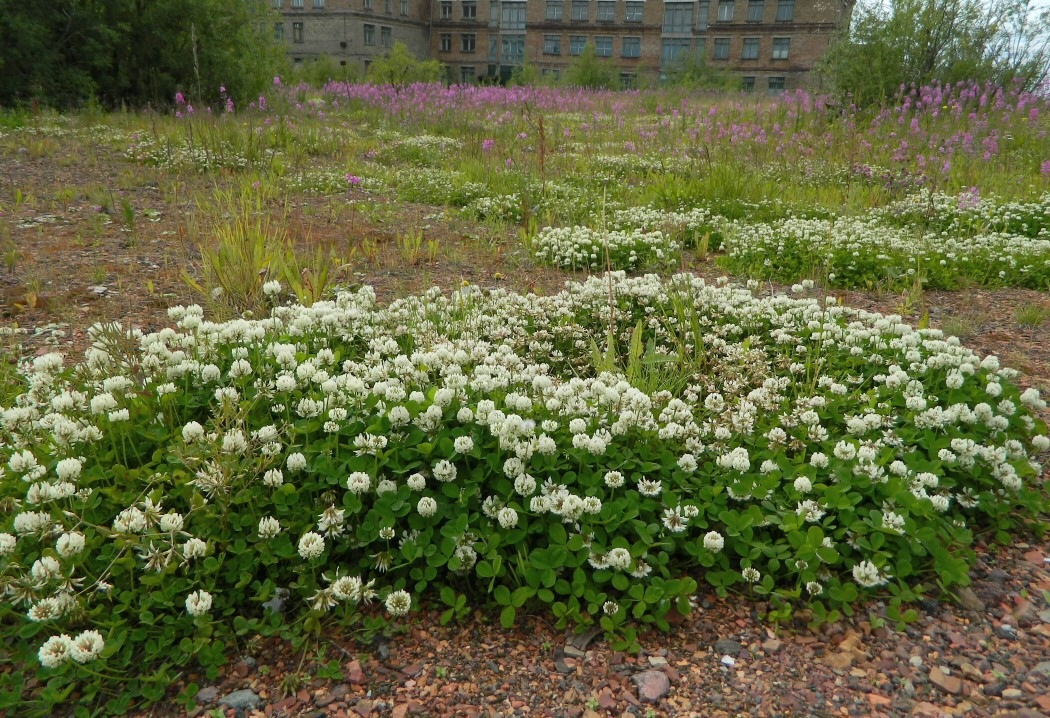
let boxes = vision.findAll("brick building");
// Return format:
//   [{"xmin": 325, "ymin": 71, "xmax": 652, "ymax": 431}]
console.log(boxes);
[{"xmin": 276, "ymin": 0, "xmax": 855, "ymax": 91}]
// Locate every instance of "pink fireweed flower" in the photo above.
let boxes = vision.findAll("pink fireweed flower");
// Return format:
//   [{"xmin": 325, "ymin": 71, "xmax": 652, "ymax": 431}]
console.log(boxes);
[
  {"xmin": 481, "ymin": 139, "xmax": 495, "ymax": 151},
  {"xmin": 175, "ymin": 92, "xmax": 185, "ymax": 105},
  {"xmin": 1042, "ymin": 161, "xmax": 1050, "ymax": 176},
  {"xmin": 346, "ymin": 174, "xmax": 362, "ymax": 186},
  {"xmin": 274, "ymin": 76, "xmax": 282, "ymax": 87}
]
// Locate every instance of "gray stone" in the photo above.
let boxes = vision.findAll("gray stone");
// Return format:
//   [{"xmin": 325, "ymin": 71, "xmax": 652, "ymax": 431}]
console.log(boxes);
[
  {"xmin": 219, "ymin": 689, "xmax": 262, "ymax": 710},
  {"xmin": 1038, "ymin": 609, "xmax": 1050, "ymax": 624},
  {"xmin": 957, "ymin": 587, "xmax": 985, "ymax": 612},
  {"xmin": 1028, "ymin": 660, "xmax": 1050, "ymax": 678},
  {"xmin": 1001, "ymin": 688, "xmax": 1024, "ymax": 700},
  {"xmin": 563, "ymin": 645, "xmax": 586, "ymax": 659},
  {"xmin": 987, "ymin": 568, "xmax": 1009, "ymax": 583},
  {"xmin": 631, "ymin": 670, "xmax": 671, "ymax": 703},
  {"xmin": 196, "ymin": 686, "xmax": 219, "ymax": 704},
  {"xmin": 262, "ymin": 587, "xmax": 290, "ymax": 614},
  {"xmin": 996, "ymin": 624, "xmax": 1017, "ymax": 639},
  {"xmin": 713, "ymin": 638, "xmax": 744, "ymax": 656},
  {"xmin": 982, "ymin": 681, "xmax": 1006, "ymax": 696}
]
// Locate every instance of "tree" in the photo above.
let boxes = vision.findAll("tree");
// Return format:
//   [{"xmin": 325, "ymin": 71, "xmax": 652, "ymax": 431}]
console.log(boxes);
[
  {"xmin": 366, "ymin": 42, "xmax": 444, "ymax": 87},
  {"xmin": 661, "ymin": 54, "xmax": 739, "ymax": 91},
  {"xmin": 820, "ymin": 0, "xmax": 1050, "ymax": 106},
  {"xmin": 562, "ymin": 42, "xmax": 620, "ymax": 90},
  {"xmin": 0, "ymin": 0, "xmax": 285, "ymax": 109}
]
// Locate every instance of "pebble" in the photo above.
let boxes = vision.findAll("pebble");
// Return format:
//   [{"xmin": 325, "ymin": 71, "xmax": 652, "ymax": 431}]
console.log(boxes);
[
  {"xmin": 957, "ymin": 587, "xmax": 985, "ymax": 611},
  {"xmin": 983, "ymin": 681, "xmax": 1006, "ymax": 696},
  {"xmin": 563, "ymin": 645, "xmax": 586, "ymax": 659},
  {"xmin": 196, "ymin": 686, "xmax": 219, "ymax": 704},
  {"xmin": 987, "ymin": 568, "xmax": 1009, "ymax": 583},
  {"xmin": 996, "ymin": 624, "xmax": 1017, "ymax": 639},
  {"xmin": 218, "ymin": 689, "xmax": 262, "ymax": 710},
  {"xmin": 1029, "ymin": 661, "xmax": 1050, "ymax": 678},
  {"xmin": 631, "ymin": 670, "xmax": 671, "ymax": 703},
  {"xmin": 761, "ymin": 639, "xmax": 782, "ymax": 655},
  {"xmin": 714, "ymin": 638, "xmax": 744, "ymax": 656},
  {"xmin": 720, "ymin": 655, "xmax": 736, "ymax": 667},
  {"xmin": 909, "ymin": 656, "xmax": 924, "ymax": 668},
  {"xmin": 929, "ymin": 667, "xmax": 962, "ymax": 695},
  {"xmin": 1002, "ymin": 688, "xmax": 1025, "ymax": 700}
]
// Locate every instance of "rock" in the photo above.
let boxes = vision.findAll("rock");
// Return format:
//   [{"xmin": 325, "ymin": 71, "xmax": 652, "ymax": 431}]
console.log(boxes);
[
  {"xmin": 929, "ymin": 667, "xmax": 962, "ymax": 695},
  {"xmin": 959, "ymin": 662, "xmax": 983, "ymax": 681},
  {"xmin": 597, "ymin": 689, "xmax": 616, "ymax": 710},
  {"xmin": 982, "ymin": 681, "xmax": 1006, "ymax": 696},
  {"xmin": 1035, "ymin": 695, "xmax": 1050, "ymax": 712},
  {"xmin": 632, "ymin": 670, "xmax": 670, "ymax": 703},
  {"xmin": 392, "ymin": 705, "xmax": 409, "ymax": 718},
  {"xmin": 867, "ymin": 693, "xmax": 892, "ymax": 707},
  {"xmin": 1001, "ymin": 688, "xmax": 1024, "ymax": 700},
  {"xmin": 996, "ymin": 624, "xmax": 1017, "ymax": 639},
  {"xmin": 563, "ymin": 645, "xmax": 586, "ymax": 659},
  {"xmin": 1029, "ymin": 661, "xmax": 1050, "ymax": 678},
  {"xmin": 262, "ymin": 587, "xmax": 290, "ymax": 614},
  {"xmin": 1022, "ymin": 549, "xmax": 1045, "ymax": 565},
  {"xmin": 346, "ymin": 659, "xmax": 366, "ymax": 685},
  {"xmin": 714, "ymin": 638, "xmax": 744, "ymax": 656},
  {"xmin": 761, "ymin": 639, "xmax": 782, "ymax": 655},
  {"xmin": 647, "ymin": 656, "xmax": 667, "ymax": 667},
  {"xmin": 1038, "ymin": 609, "xmax": 1050, "ymax": 624},
  {"xmin": 218, "ymin": 689, "xmax": 262, "ymax": 710},
  {"xmin": 910, "ymin": 701, "xmax": 946, "ymax": 717},
  {"xmin": 720, "ymin": 655, "xmax": 736, "ymax": 667},
  {"xmin": 1013, "ymin": 601, "xmax": 1038, "ymax": 626},
  {"xmin": 957, "ymin": 587, "xmax": 985, "ymax": 612},
  {"xmin": 196, "ymin": 686, "xmax": 219, "ymax": 704},
  {"xmin": 555, "ymin": 657, "xmax": 573, "ymax": 674},
  {"xmin": 582, "ymin": 711, "xmax": 601, "ymax": 718},
  {"xmin": 909, "ymin": 656, "xmax": 924, "ymax": 668},
  {"xmin": 987, "ymin": 568, "xmax": 1009, "ymax": 583},
  {"xmin": 823, "ymin": 652, "xmax": 853, "ymax": 670}
]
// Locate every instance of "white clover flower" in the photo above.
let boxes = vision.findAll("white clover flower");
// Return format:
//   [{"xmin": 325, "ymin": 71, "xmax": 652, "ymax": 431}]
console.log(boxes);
[
  {"xmin": 159, "ymin": 513, "xmax": 184, "ymax": 533},
  {"xmin": 55, "ymin": 532, "xmax": 85, "ymax": 557},
  {"xmin": 417, "ymin": 497, "xmax": 438, "ymax": 517},
  {"xmin": 183, "ymin": 538, "xmax": 207, "ymax": 559},
  {"xmin": 286, "ymin": 452, "xmax": 307, "ymax": 472},
  {"xmin": 433, "ymin": 460, "xmax": 457, "ymax": 482},
  {"xmin": 796, "ymin": 500, "xmax": 826, "ymax": 523},
  {"xmin": 604, "ymin": 471, "xmax": 625, "ymax": 488},
  {"xmin": 379, "ymin": 526, "xmax": 396, "ymax": 540},
  {"xmin": 346, "ymin": 472, "xmax": 372, "ymax": 494},
  {"xmin": 70, "ymin": 630, "xmax": 105, "ymax": 663},
  {"xmin": 569, "ymin": 418, "xmax": 587, "ymax": 434},
  {"xmin": 793, "ymin": 476, "xmax": 813, "ymax": 493},
  {"xmin": 607, "ymin": 547, "xmax": 632, "ymax": 570},
  {"xmin": 185, "ymin": 589, "xmax": 214, "ymax": 617},
  {"xmin": 262, "ymin": 468, "xmax": 284, "ymax": 487},
  {"xmin": 662, "ymin": 507, "xmax": 688, "ymax": 533},
  {"xmin": 262, "ymin": 279, "xmax": 282, "ymax": 296},
  {"xmin": 407, "ymin": 473, "xmax": 426, "ymax": 491},
  {"xmin": 703, "ymin": 531, "xmax": 724, "ymax": 552},
  {"xmin": 582, "ymin": 496, "xmax": 602, "ymax": 514},
  {"xmin": 385, "ymin": 589, "xmax": 412, "ymax": 617},
  {"xmin": 456, "ymin": 407, "xmax": 474, "ymax": 423},
  {"xmin": 0, "ymin": 533, "xmax": 16, "ymax": 555},
  {"xmin": 108, "ymin": 408, "xmax": 130, "ymax": 423},
  {"xmin": 38, "ymin": 634, "xmax": 73, "ymax": 668},
  {"xmin": 1033, "ymin": 435, "xmax": 1050, "ymax": 452},
  {"xmin": 113, "ymin": 506, "xmax": 147, "ymax": 534},
  {"xmin": 513, "ymin": 474, "xmax": 537, "ymax": 496},
  {"xmin": 331, "ymin": 575, "xmax": 363, "ymax": 601},
  {"xmin": 182, "ymin": 421, "xmax": 205, "ymax": 443},
  {"xmin": 31, "ymin": 556, "xmax": 62, "ymax": 581},
  {"xmin": 637, "ymin": 478, "xmax": 662, "ymax": 496},
  {"xmin": 228, "ymin": 359, "xmax": 252, "ymax": 379},
  {"xmin": 275, "ymin": 374, "xmax": 297, "ymax": 392},
  {"xmin": 852, "ymin": 560, "xmax": 889, "ymax": 588},
  {"xmin": 14, "ymin": 511, "xmax": 52, "ymax": 535},
  {"xmin": 741, "ymin": 567, "xmax": 761, "ymax": 583},
  {"xmin": 298, "ymin": 532, "xmax": 325, "ymax": 560},
  {"xmin": 603, "ymin": 601, "xmax": 619, "ymax": 616},
  {"xmin": 677, "ymin": 454, "xmax": 698, "ymax": 472},
  {"xmin": 376, "ymin": 479, "xmax": 397, "ymax": 495},
  {"xmin": 806, "ymin": 581, "xmax": 823, "ymax": 596},
  {"xmin": 55, "ymin": 458, "xmax": 82, "ymax": 482},
  {"xmin": 497, "ymin": 507, "xmax": 519, "ymax": 529},
  {"xmin": 258, "ymin": 516, "xmax": 281, "ymax": 539},
  {"xmin": 454, "ymin": 436, "xmax": 475, "ymax": 453},
  {"xmin": 809, "ymin": 452, "xmax": 829, "ymax": 469}
]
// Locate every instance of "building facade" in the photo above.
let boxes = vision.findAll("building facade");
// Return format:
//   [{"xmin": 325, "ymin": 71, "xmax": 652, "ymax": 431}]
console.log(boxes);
[{"xmin": 277, "ymin": 0, "xmax": 854, "ymax": 91}]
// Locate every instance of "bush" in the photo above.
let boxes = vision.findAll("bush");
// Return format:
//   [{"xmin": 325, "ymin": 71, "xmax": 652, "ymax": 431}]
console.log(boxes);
[
  {"xmin": 562, "ymin": 42, "xmax": 619, "ymax": 90},
  {"xmin": 1, "ymin": 273, "xmax": 1048, "ymax": 714},
  {"xmin": 366, "ymin": 42, "xmax": 444, "ymax": 88}
]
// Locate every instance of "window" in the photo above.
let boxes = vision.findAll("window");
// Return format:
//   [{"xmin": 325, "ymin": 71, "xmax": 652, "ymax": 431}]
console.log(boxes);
[
  {"xmin": 313, "ymin": 0, "xmax": 324, "ymax": 7},
  {"xmin": 274, "ymin": 22, "xmax": 284, "ymax": 39},
  {"xmin": 697, "ymin": 0, "xmax": 710, "ymax": 28},
  {"xmin": 569, "ymin": 35, "xmax": 586, "ymax": 55},
  {"xmin": 742, "ymin": 76, "xmax": 755, "ymax": 91},
  {"xmin": 775, "ymin": 0, "xmax": 793, "ymax": 21},
  {"xmin": 713, "ymin": 37, "xmax": 730, "ymax": 60},
  {"xmin": 364, "ymin": 0, "xmax": 372, "ymax": 9},
  {"xmin": 461, "ymin": 65, "xmax": 475, "ymax": 83},
  {"xmin": 661, "ymin": 38, "xmax": 690, "ymax": 65},
  {"xmin": 622, "ymin": 36, "xmax": 640, "ymax": 58},
  {"xmin": 364, "ymin": 23, "xmax": 375, "ymax": 44},
  {"xmin": 381, "ymin": 26, "xmax": 392, "ymax": 47},
  {"xmin": 747, "ymin": 0, "xmax": 764, "ymax": 21},
  {"xmin": 772, "ymin": 37, "xmax": 789, "ymax": 59},
  {"xmin": 463, "ymin": 1, "xmax": 477, "ymax": 18},
  {"xmin": 273, "ymin": 0, "xmax": 282, "ymax": 8},
  {"xmin": 543, "ymin": 35, "xmax": 561, "ymax": 54},
  {"xmin": 625, "ymin": 1, "xmax": 643, "ymax": 21},
  {"xmin": 768, "ymin": 76, "xmax": 785, "ymax": 94},
  {"xmin": 546, "ymin": 1, "xmax": 563, "ymax": 20},
  {"xmin": 620, "ymin": 72, "xmax": 635, "ymax": 88},
  {"xmin": 489, "ymin": 35, "xmax": 498, "ymax": 59},
  {"xmin": 695, "ymin": 37, "xmax": 706, "ymax": 55},
  {"xmin": 291, "ymin": 0, "xmax": 303, "ymax": 7},
  {"xmin": 461, "ymin": 33, "xmax": 476, "ymax": 52},
  {"xmin": 401, "ymin": 0, "xmax": 408, "ymax": 14},
  {"xmin": 501, "ymin": 2, "xmax": 525, "ymax": 29},
  {"xmin": 440, "ymin": 1, "xmax": 452, "ymax": 18},
  {"xmin": 384, "ymin": 0, "xmax": 391, "ymax": 12},
  {"xmin": 742, "ymin": 37, "xmax": 759, "ymax": 59},
  {"xmin": 571, "ymin": 0, "xmax": 588, "ymax": 21},
  {"xmin": 292, "ymin": 21, "xmax": 304, "ymax": 42},
  {"xmin": 663, "ymin": 3, "xmax": 693, "ymax": 32},
  {"xmin": 501, "ymin": 34, "xmax": 525, "ymax": 63},
  {"xmin": 595, "ymin": 36, "xmax": 612, "ymax": 56},
  {"xmin": 440, "ymin": 33, "xmax": 451, "ymax": 51},
  {"xmin": 717, "ymin": 1, "xmax": 734, "ymax": 22},
  {"xmin": 597, "ymin": 1, "xmax": 614, "ymax": 21},
  {"xmin": 489, "ymin": 0, "xmax": 498, "ymax": 26}
]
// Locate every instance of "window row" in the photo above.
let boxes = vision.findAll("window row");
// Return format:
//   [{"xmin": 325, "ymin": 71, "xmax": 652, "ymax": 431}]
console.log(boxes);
[
  {"xmin": 543, "ymin": 1, "xmax": 643, "ymax": 22},
  {"xmin": 660, "ymin": 35, "xmax": 788, "ymax": 62},
  {"xmin": 666, "ymin": 0, "xmax": 794, "ymax": 31},
  {"xmin": 439, "ymin": 33, "xmax": 479, "ymax": 52},
  {"xmin": 741, "ymin": 75, "xmax": 786, "ymax": 94},
  {"xmin": 276, "ymin": 0, "xmax": 412, "ymax": 12},
  {"xmin": 363, "ymin": 24, "xmax": 395, "ymax": 47},
  {"xmin": 433, "ymin": 0, "xmax": 796, "ymax": 27},
  {"xmin": 542, "ymin": 35, "xmax": 641, "ymax": 57}
]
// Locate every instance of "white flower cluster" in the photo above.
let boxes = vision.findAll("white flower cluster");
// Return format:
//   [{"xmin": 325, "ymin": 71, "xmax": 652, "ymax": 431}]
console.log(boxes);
[{"xmin": 532, "ymin": 225, "xmax": 679, "ymax": 271}]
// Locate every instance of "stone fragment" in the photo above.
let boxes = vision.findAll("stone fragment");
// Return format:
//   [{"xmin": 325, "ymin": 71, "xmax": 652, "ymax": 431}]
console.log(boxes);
[
  {"xmin": 1001, "ymin": 688, "xmax": 1024, "ymax": 700},
  {"xmin": 822, "ymin": 651, "xmax": 853, "ymax": 670},
  {"xmin": 219, "ymin": 689, "xmax": 262, "ymax": 710},
  {"xmin": 563, "ymin": 645, "xmax": 586, "ymax": 659},
  {"xmin": 1028, "ymin": 660, "xmax": 1050, "ymax": 678},
  {"xmin": 761, "ymin": 639, "xmax": 782, "ymax": 655},
  {"xmin": 929, "ymin": 667, "xmax": 962, "ymax": 695},
  {"xmin": 982, "ymin": 681, "xmax": 1005, "ymax": 697},
  {"xmin": 957, "ymin": 587, "xmax": 984, "ymax": 612},
  {"xmin": 631, "ymin": 670, "xmax": 671, "ymax": 703},
  {"xmin": 714, "ymin": 638, "xmax": 744, "ymax": 656},
  {"xmin": 346, "ymin": 659, "xmax": 366, "ymax": 685},
  {"xmin": 196, "ymin": 686, "xmax": 219, "ymax": 704}
]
